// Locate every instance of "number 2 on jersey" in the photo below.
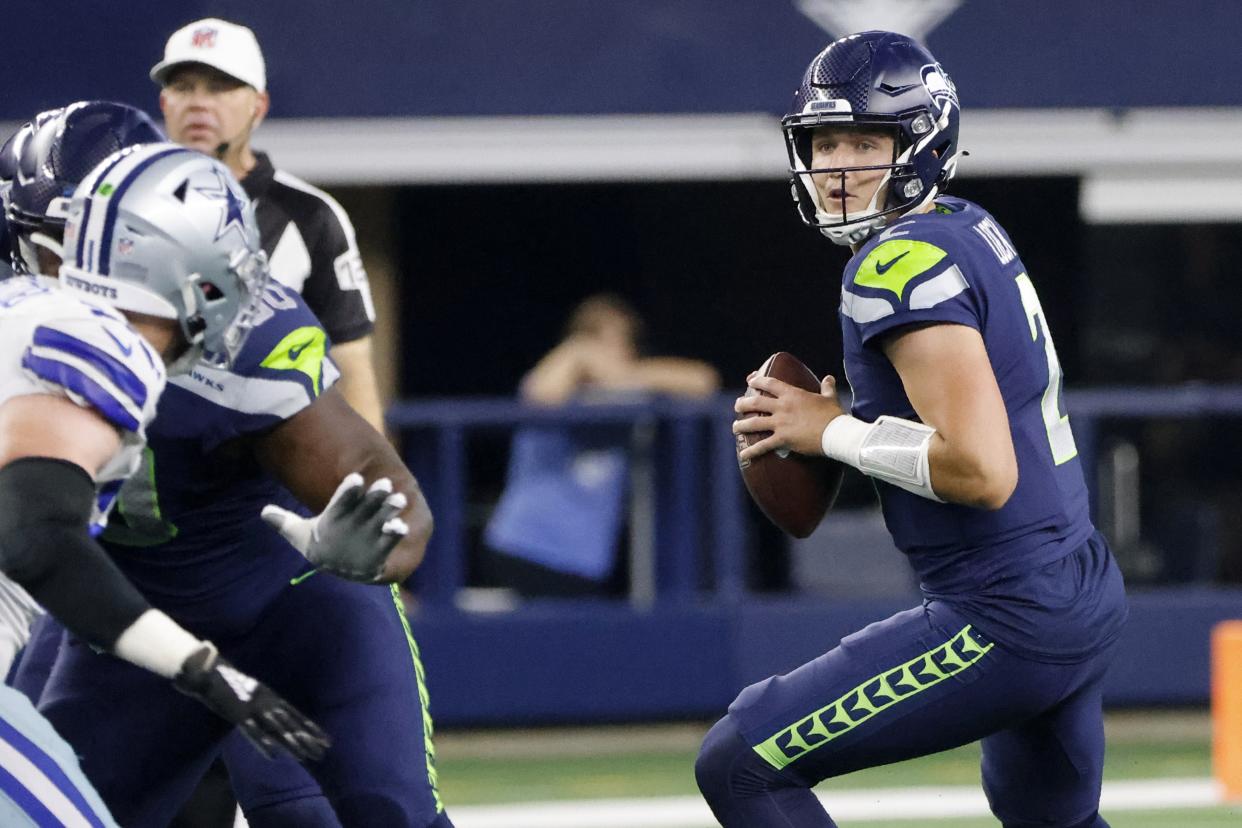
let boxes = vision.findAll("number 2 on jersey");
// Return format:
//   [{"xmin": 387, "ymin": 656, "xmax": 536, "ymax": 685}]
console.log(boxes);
[{"xmin": 1015, "ymin": 273, "xmax": 1077, "ymax": 465}]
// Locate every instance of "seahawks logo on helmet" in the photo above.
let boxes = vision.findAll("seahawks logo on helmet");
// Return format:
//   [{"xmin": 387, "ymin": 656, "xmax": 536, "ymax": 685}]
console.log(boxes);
[{"xmin": 921, "ymin": 63, "xmax": 958, "ymax": 114}]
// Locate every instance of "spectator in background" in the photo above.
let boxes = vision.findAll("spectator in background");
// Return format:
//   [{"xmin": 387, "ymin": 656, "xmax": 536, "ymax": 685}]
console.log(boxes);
[
  {"xmin": 150, "ymin": 17, "xmax": 386, "ymax": 431},
  {"xmin": 484, "ymin": 294, "xmax": 720, "ymax": 597},
  {"xmin": 522, "ymin": 294, "xmax": 720, "ymax": 403}
]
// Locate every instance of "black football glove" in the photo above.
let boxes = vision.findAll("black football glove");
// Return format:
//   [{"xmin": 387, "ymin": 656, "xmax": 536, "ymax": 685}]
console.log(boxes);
[
  {"xmin": 173, "ymin": 643, "xmax": 330, "ymax": 762},
  {"xmin": 261, "ymin": 473, "xmax": 409, "ymax": 582}
]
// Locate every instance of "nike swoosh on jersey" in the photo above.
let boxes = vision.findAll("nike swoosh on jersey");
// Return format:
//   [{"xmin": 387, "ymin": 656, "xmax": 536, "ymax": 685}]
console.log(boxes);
[
  {"xmin": 30, "ymin": 326, "xmax": 149, "ymax": 410},
  {"xmin": 259, "ymin": 325, "xmax": 328, "ymax": 395},
  {"xmin": 875, "ymin": 251, "xmax": 910, "ymax": 275},
  {"xmin": 853, "ymin": 239, "xmax": 949, "ymax": 303},
  {"xmin": 105, "ymin": 327, "xmax": 134, "ymax": 357}
]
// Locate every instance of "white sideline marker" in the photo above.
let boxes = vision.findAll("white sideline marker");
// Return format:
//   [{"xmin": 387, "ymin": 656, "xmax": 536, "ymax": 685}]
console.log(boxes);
[{"xmin": 449, "ymin": 777, "xmax": 1223, "ymax": 828}]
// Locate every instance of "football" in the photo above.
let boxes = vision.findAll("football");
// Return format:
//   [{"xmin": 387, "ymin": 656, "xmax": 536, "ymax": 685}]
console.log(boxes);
[{"xmin": 735, "ymin": 352, "xmax": 845, "ymax": 538}]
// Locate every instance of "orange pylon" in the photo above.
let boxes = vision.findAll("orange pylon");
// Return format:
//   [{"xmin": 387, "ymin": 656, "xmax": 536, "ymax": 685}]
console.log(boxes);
[{"xmin": 1212, "ymin": 620, "xmax": 1242, "ymax": 800}]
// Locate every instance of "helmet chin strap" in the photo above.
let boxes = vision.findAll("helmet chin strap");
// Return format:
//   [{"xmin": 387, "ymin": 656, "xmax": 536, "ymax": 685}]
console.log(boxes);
[
  {"xmin": 29, "ymin": 232, "xmax": 63, "ymax": 259},
  {"xmin": 792, "ymin": 146, "xmax": 893, "ymax": 247},
  {"xmin": 814, "ymin": 168, "xmax": 893, "ymax": 246},
  {"xmin": 814, "ymin": 160, "xmax": 900, "ymax": 247},
  {"xmin": 180, "ymin": 280, "xmax": 203, "ymax": 334},
  {"xmin": 820, "ymin": 216, "xmax": 887, "ymax": 247},
  {"xmin": 814, "ymin": 166, "xmax": 892, "ymax": 223},
  {"xmin": 16, "ymin": 232, "xmax": 64, "ymax": 274},
  {"xmin": 164, "ymin": 341, "xmax": 204, "ymax": 376}
]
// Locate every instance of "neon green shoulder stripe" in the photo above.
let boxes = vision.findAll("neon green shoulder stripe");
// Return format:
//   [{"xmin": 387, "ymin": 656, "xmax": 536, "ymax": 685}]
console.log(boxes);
[
  {"xmin": 854, "ymin": 239, "xmax": 949, "ymax": 302},
  {"xmin": 259, "ymin": 326, "xmax": 327, "ymax": 396}
]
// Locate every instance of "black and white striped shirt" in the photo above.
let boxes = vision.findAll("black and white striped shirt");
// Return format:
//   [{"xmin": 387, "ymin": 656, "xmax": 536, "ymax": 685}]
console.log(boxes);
[{"xmin": 242, "ymin": 152, "xmax": 375, "ymax": 345}]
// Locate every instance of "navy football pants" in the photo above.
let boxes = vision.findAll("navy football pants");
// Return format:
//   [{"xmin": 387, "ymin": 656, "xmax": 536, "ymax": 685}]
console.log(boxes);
[
  {"xmin": 695, "ymin": 601, "xmax": 1115, "ymax": 828},
  {"xmin": 21, "ymin": 576, "xmax": 450, "ymax": 828}
]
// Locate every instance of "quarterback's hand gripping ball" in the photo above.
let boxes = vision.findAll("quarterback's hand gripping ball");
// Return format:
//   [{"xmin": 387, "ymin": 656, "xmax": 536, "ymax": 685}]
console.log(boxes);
[
  {"xmin": 734, "ymin": 352, "xmax": 844, "ymax": 538},
  {"xmin": 261, "ymin": 473, "xmax": 410, "ymax": 582}
]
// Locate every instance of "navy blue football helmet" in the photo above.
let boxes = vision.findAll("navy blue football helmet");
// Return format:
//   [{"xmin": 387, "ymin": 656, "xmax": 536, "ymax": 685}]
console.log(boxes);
[
  {"xmin": 0, "ymin": 108, "xmax": 65, "ymax": 184},
  {"xmin": 782, "ymin": 31, "xmax": 962, "ymax": 246},
  {"xmin": 0, "ymin": 109, "xmax": 64, "ymax": 277},
  {"xmin": 7, "ymin": 101, "xmax": 165, "ymax": 273}
]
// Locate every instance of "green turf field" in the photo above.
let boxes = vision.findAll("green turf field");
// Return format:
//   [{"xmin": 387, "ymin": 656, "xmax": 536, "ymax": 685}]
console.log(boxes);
[
  {"xmin": 846, "ymin": 809, "xmax": 1242, "ymax": 828},
  {"xmin": 434, "ymin": 710, "xmax": 1242, "ymax": 825}
]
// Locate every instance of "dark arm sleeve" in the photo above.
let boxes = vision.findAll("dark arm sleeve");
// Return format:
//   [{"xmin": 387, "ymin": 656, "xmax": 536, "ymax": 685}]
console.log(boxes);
[
  {"xmin": 0, "ymin": 457, "xmax": 150, "ymax": 649},
  {"xmin": 300, "ymin": 199, "xmax": 376, "ymax": 345}
]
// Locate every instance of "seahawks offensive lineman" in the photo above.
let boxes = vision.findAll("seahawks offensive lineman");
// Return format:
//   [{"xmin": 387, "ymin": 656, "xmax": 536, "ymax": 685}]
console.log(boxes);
[
  {"xmin": 9, "ymin": 103, "xmax": 448, "ymax": 828},
  {"xmin": 699, "ymin": 32, "xmax": 1127, "ymax": 827},
  {"xmin": 0, "ymin": 142, "xmax": 328, "ymax": 825}
]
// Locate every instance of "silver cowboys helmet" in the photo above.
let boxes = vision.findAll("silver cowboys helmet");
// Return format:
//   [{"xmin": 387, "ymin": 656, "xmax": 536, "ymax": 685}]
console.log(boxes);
[{"xmin": 60, "ymin": 143, "xmax": 269, "ymax": 372}]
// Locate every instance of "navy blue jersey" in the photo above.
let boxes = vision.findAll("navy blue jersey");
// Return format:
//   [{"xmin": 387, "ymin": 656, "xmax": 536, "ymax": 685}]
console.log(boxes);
[
  {"xmin": 99, "ymin": 281, "xmax": 338, "ymax": 633},
  {"xmin": 839, "ymin": 197, "xmax": 1124, "ymax": 659}
]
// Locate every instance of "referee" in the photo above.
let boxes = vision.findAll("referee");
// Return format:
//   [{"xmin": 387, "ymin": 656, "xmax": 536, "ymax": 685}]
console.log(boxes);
[
  {"xmin": 150, "ymin": 17, "xmax": 385, "ymax": 431},
  {"xmin": 149, "ymin": 18, "xmax": 390, "ymax": 828}
]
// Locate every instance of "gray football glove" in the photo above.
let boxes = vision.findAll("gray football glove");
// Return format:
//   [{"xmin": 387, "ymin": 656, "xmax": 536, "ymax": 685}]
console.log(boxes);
[{"xmin": 261, "ymin": 473, "xmax": 409, "ymax": 582}]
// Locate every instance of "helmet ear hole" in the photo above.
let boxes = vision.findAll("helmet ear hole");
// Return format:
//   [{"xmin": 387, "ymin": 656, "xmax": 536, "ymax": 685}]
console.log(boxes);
[
  {"xmin": 198, "ymin": 281, "xmax": 224, "ymax": 301},
  {"xmin": 932, "ymin": 138, "xmax": 956, "ymax": 186}
]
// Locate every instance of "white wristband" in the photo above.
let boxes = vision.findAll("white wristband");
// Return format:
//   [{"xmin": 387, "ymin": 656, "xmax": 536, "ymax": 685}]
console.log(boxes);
[
  {"xmin": 112, "ymin": 609, "xmax": 204, "ymax": 679},
  {"xmin": 820, "ymin": 415, "xmax": 871, "ymax": 466}
]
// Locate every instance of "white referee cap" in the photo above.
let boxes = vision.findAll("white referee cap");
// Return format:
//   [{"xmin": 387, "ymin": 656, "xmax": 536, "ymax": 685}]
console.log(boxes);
[{"xmin": 150, "ymin": 18, "xmax": 266, "ymax": 92}]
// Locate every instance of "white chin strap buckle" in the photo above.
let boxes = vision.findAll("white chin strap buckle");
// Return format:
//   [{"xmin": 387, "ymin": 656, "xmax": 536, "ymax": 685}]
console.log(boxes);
[{"xmin": 820, "ymin": 216, "xmax": 885, "ymax": 247}]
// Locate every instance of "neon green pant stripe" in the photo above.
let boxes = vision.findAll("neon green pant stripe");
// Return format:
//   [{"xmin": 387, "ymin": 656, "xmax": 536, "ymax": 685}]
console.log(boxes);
[
  {"xmin": 753, "ymin": 624, "xmax": 994, "ymax": 770},
  {"xmin": 288, "ymin": 569, "xmax": 319, "ymax": 586},
  {"xmin": 389, "ymin": 584, "xmax": 445, "ymax": 813}
]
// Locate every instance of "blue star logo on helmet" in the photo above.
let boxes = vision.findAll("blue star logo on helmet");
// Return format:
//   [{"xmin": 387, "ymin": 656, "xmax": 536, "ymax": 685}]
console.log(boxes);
[{"xmin": 194, "ymin": 168, "xmax": 249, "ymax": 243}]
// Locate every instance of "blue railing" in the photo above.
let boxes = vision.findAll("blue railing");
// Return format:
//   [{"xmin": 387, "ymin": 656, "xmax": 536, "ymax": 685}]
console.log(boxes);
[
  {"xmin": 389, "ymin": 384, "xmax": 1242, "ymax": 606},
  {"xmin": 388, "ymin": 386, "xmax": 1242, "ymax": 720},
  {"xmin": 1069, "ymin": 383, "xmax": 1242, "ymax": 480},
  {"xmin": 390, "ymin": 395, "xmax": 746, "ymax": 606}
]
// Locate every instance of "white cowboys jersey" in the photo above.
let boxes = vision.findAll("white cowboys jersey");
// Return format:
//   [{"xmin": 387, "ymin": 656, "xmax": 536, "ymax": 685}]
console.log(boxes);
[{"xmin": 0, "ymin": 277, "xmax": 165, "ymax": 669}]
